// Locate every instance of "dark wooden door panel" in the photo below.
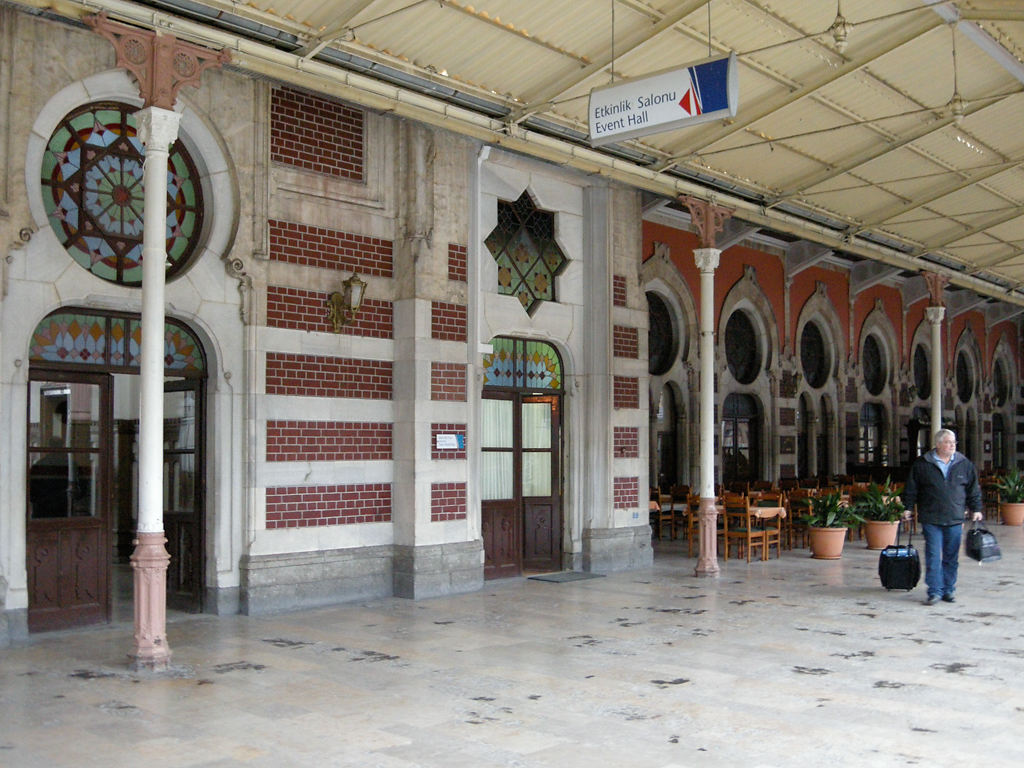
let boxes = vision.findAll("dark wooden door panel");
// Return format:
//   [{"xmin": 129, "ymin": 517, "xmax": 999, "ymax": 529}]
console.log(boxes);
[
  {"xmin": 28, "ymin": 525, "xmax": 106, "ymax": 632},
  {"xmin": 523, "ymin": 501, "xmax": 558, "ymax": 572},
  {"xmin": 483, "ymin": 501, "xmax": 520, "ymax": 580}
]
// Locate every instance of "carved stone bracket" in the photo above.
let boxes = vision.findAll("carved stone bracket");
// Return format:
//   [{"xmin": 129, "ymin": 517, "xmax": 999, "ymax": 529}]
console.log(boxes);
[
  {"xmin": 86, "ymin": 12, "xmax": 230, "ymax": 109},
  {"xmin": 679, "ymin": 195, "xmax": 735, "ymax": 249},
  {"xmin": 924, "ymin": 272, "xmax": 948, "ymax": 308}
]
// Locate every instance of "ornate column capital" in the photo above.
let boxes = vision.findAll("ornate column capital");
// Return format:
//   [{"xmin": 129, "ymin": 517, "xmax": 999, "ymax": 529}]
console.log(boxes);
[
  {"xmin": 694, "ymin": 247, "xmax": 721, "ymax": 273},
  {"xmin": 86, "ymin": 12, "xmax": 230, "ymax": 109},
  {"xmin": 925, "ymin": 305, "xmax": 946, "ymax": 324},
  {"xmin": 135, "ymin": 106, "xmax": 182, "ymax": 149},
  {"xmin": 923, "ymin": 271, "xmax": 948, "ymax": 307}
]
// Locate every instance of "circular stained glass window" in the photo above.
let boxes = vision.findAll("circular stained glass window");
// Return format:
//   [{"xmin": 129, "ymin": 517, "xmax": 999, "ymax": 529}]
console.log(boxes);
[{"xmin": 40, "ymin": 102, "xmax": 204, "ymax": 286}]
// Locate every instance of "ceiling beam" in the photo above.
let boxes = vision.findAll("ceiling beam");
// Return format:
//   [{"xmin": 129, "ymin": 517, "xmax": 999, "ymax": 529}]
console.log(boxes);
[
  {"xmin": 850, "ymin": 261, "xmax": 899, "ymax": 294},
  {"xmin": 785, "ymin": 241, "xmax": 833, "ymax": 279},
  {"xmin": 854, "ymin": 157, "xmax": 1023, "ymax": 231},
  {"xmin": 294, "ymin": 0, "xmax": 379, "ymax": 58},
  {"xmin": 655, "ymin": 15, "xmax": 943, "ymax": 169},
  {"xmin": 901, "ymin": 275, "xmax": 931, "ymax": 307}
]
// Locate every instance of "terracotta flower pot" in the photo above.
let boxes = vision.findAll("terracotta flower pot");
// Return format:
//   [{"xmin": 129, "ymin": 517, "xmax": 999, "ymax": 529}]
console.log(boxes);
[
  {"xmin": 863, "ymin": 520, "xmax": 899, "ymax": 550},
  {"xmin": 1000, "ymin": 502, "xmax": 1024, "ymax": 526},
  {"xmin": 808, "ymin": 526, "xmax": 848, "ymax": 560}
]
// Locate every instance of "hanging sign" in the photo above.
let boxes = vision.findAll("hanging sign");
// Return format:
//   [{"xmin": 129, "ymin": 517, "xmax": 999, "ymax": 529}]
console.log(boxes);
[{"xmin": 588, "ymin": 52, "xmax": 738, "ymax": 146}]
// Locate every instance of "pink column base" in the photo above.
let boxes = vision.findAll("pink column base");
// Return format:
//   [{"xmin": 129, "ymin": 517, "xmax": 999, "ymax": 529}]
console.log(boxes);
[
  {"xmin": 694, "ymin": 497, "xmax": 721, "ymax": 577},
  {"xmin": 128, "ymin": 531, "xmax": 172, "ymax": 671}
]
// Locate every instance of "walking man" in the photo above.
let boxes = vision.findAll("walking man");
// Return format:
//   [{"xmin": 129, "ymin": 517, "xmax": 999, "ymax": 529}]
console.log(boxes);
[{"xmin": 901, "ymin": 429, "xmax": 983, "ymax": 605}]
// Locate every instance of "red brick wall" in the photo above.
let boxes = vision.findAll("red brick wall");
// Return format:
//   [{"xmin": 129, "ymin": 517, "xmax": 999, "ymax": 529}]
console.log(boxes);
[
  {"xmin": 613, "ymin": 376, "xmax": 639, "ymax": 409},
  {"xmin": 448, "ymin": 243, "xmax": 467, "ymax": 282},
  {"xmin": 267, "ymin": 285, "xmax": 393, "ymax": 338},
  {"xmin": 266, "ymin": 353, "xmax": 392, "ymax": 399},
  {"xmin": 431, "ymin": 362, "xmax": 467, "ymax": 401},
  {"xmin": 431, "ymin": 482, "xmax": 467, "ymax": 521},
  {"xmin": 431, "ymin": 423, "xmax": 467, "ymax": 459},
  {"xmin": 614, "ymin": 426, "xmax": 639, "ymax": 458},
  {"xmin": 270, "ymin": 86, "xmax": 364, "ymax": 180},
  {"xmin": 613, "ymin": 325, "xmax": 639, "ymax": 358},
  {"xmin": 613, "ymin": 476, "xmax": 639, "ymax": 509},
  {"xmin": 265, "ymin": 483, "xmax": 391, "ymax": 528},
  {"xmin": 431, "ymin": 301, "xmax": 468, "ymax": 342},
  {"xmin": 266, "ymin": 421, "xmax": 392, "ymax": 461},
  {"xmin": 613, "ymin": 274, "xmax": 628, "ymax": 307},
  {"xmin": 269, "ymin": 220, "xmax": 393, "ymax": 277}
]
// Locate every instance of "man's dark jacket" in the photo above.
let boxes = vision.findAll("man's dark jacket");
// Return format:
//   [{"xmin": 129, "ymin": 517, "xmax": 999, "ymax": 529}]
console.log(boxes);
[{"xmin": 901, "ymin": 451, "xmax": 982, "ymax": 525}]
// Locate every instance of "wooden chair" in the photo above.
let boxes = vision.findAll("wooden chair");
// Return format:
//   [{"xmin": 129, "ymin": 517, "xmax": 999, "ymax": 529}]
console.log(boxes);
[
  {"xmin": 759, "ymin": 506, "xmax": 784, "ymax": 559},
  {"xmin": 723, "ymin": 495, "xmax": 767, "ymax": 562},
  {"xmin": 750, "ymin": 480, "xmax": 773, "ymax": 493},
  {"xmin": 670, "ymin": 486, "xmax": 690, "ymax": 546},
  {"xmin": 786, "ymin": 488, "xmax": 815, "ymax": 549},
  {"xmin": 656, "ymin": 493, "xmax": 674, "ymax": 540},
  {"xmin": 684, "ymin": 493, "xmax": 708, "ymax": 557}
]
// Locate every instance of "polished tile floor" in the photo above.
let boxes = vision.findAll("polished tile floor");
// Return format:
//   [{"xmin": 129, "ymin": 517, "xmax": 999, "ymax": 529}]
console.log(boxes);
[{"xmin": 3, "ymin": 524, "xmax": 1024, "ymax": 768}]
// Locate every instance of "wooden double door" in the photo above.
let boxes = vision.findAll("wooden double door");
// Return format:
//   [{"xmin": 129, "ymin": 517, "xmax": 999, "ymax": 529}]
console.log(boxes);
[
  {"xmin": 481, "ymin": 392, "xmax": 562, "ymax": 579},
  {"xmin": 26, "ymin": 370, "xmax": 204, "ymax": 632}
]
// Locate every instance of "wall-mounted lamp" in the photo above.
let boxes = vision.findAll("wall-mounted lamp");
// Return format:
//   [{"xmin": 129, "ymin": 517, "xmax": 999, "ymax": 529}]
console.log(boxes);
[{"xmin": 327, "ymin": 273, "xmax": 367, "ymax": 332}]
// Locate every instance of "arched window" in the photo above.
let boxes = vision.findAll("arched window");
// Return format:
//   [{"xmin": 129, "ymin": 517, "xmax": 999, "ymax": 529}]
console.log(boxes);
[
  {"xmin": 956, "ymin": 351, "xmax": 974, "ymax": 404},
  {"xmin": 993, "ymin": 359, "xmax": 1008, "ymax": 408},
  {"xmin": 800, "ymin": 322, "xmax": 829, "ymax": 389},
  {"xmin": 862, "ymin": 335, "xmax": 886, "ymax": 396},
  {"xmin": 725, "ymin": 310, "xmax": 760, "ymax": 385},
  {"xmin": 912, "ymin": 345, "xmax": 930, "ymax": 400},
  {"xmin": 647, "ymin": 292, "xmax": 676, "ymax": 376}
]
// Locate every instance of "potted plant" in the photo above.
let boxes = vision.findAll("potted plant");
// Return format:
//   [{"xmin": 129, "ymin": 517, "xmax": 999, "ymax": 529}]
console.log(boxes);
[
  {"xmin": 802, "ymin": 491, "xmax": 864, "ymax": 560},
  {"xmin": 851, "ymin": 478, "xmax": 905, "ymax": 550},
  {"xmin": 995, "ymin": 468, "xmax": 1024, "ymax": 526}
]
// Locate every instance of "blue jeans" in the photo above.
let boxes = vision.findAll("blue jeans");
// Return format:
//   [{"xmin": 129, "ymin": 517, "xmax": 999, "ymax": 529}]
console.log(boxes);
[{"xmin": 921, "ymin": 522, "xmax": 963, "ymax": 598}]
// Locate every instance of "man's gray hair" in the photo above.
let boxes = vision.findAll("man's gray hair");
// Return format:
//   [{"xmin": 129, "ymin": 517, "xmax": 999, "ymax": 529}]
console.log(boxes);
[{"xmin": 933, "ymin": 428, "xmax": 956, "ymax": 446}]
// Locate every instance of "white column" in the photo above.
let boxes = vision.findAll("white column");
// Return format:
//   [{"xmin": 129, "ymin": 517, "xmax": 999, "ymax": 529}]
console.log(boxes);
[
  {"xmin": 926, "ymin": 305, "xmax": 945, "ymax": 440},
  {"xmin": 694, "ymin": 248, "xmax": 720, "ymax": 577},
  {"xmin": 130, "ymin": 106, "xmax": 181, "ymax": 671}
]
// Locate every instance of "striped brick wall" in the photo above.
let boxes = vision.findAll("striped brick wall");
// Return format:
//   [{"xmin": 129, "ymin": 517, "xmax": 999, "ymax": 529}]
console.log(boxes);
[
  {"xmin": 266, "ymin": 421, "xmax": 392, "ymax": 462},
  {"xmin": 431, "ymin": 482, "xmax": 467, "ymax": 521},
  {"xmin": 613, "ymin": 275, "xmax": 627, "ymax": 307},
  {"xmin": 613, "ymin": 426, "xmax": 639, "ymax": 458},
  {"xmin": 265, "ymin": 483, "xmax": 391, "ymax": 528},
  {"xmin": 266, "ymin": 353, "xmax": 392, "ymax": 399},
  {"xmin": 267, "ymin": 286, "xmax": 393, "ymax": 338},
  {"xmin": 431, "ymin": 362, "xmax": 467, "ymax": 401},
  {"xmin": 269, "ymin": 220, "xmax": 393, "ymax": 277},
  {"xmin": 613, "ymin": 476, "xmax": 639, "ymax": 509},
  {"xmin": 448, "ymin": 243, "xmax": 467, "ymax": 282},
  {"xmin": 613, "ymin": 376, "xmax": 639, "ymax": 409},
  {"xmin": 431, "ymin": 301, "xmax": 468, "ymax": 342},
  {"xmin": 613, "ymin": 325, "xmax": 639, "ymax": 359},
  {"xmin": 270, "ymin": 86, "xmax": 364, "ymax": 180}
]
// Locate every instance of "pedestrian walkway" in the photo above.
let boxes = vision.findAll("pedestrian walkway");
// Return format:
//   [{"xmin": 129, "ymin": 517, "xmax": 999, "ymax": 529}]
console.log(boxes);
[{"xmin": 3, "ymin": 524, "xmax": 1023, "ymax": 767}]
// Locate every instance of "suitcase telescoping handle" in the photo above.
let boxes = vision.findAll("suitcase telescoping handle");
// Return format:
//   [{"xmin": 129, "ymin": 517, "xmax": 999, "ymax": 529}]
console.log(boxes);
[{"xmin": 896, "ymin": 518, "xmax": 913, "ymax": 547}]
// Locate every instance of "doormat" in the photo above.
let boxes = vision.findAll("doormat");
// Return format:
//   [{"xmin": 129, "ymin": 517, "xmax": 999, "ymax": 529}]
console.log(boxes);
[{"xmin": 528, "ymin": 571, "xmax": 605, "ymax": 583}]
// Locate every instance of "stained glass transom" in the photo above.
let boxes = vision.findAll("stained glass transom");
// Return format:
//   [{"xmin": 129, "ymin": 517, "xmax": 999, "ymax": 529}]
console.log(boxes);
[
  {"xmin": 482, "ymin": 337, "xmax": 562, "ymax": 391},
  {"xmin": 30, "ymin": 310, "xmax": 205, "ymax": 375},
  {"xmin": 484, "ymin": 191, "xmax": 568, "ymax": 315},
  {"xmin": 40, "ymin": 102, "xmax": 204, "ymax": 286}
]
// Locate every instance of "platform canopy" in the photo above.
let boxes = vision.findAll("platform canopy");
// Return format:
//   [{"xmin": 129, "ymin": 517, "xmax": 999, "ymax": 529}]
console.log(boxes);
[{"xmin": 29, "ymin": 0, "xmax": 1024, "ymax": 309}]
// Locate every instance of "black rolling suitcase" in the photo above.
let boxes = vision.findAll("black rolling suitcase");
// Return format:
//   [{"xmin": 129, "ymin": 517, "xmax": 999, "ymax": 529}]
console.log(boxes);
[{"xmin": 878, "ymin": 521, "xmax": 921, "ymax": 590}]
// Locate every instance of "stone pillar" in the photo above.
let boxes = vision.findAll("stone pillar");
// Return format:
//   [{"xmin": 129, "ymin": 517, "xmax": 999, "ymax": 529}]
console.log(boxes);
[
  {"xmin": 130, "ymin": 106, "xmax": 181, "ymax": 671},
  {"xmin": 694, "ymin": 248, "xmax": 721, "ymax": 577},
  {"xmin": 808, "ymin": 414, "xmax": 819, "ymax": 478},
  {"xmin": 926, "ymin": 305, "xmax": 946, "ymax": 440}
]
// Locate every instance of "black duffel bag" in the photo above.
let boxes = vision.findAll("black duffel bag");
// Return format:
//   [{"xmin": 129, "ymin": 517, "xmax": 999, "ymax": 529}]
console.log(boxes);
[{"xmin": 965, "ymin": 521, "xmax": 1001, "ymax": 563}]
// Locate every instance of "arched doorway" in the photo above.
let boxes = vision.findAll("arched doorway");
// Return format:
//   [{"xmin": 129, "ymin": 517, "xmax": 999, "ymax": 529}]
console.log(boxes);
[
  {"xmin": 481, "ymin": 337, "xmax": 563, "ymax": 579},
  {"xmin": 26, "ymin": 308, "xmax": 206, "ymax": 631},
  {"xmin": 722, "ymin": 393, "xmax": 760, "ymax": 485}
]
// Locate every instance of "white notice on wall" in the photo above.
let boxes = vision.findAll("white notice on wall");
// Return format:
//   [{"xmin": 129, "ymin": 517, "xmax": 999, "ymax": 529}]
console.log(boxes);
[{"xmin": 436, "ymin": 434, "xmax": 460, "ymax": 450}]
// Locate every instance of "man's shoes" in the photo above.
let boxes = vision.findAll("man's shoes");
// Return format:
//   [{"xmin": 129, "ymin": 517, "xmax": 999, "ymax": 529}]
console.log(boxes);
[
  {"xmin": 924, "ymin": 594, "xmax": 940, "ymax": 606},
  {"xmin": 942, "ymin": 594, "xmax": 956, "ymax": 603}
]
